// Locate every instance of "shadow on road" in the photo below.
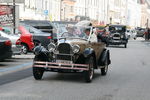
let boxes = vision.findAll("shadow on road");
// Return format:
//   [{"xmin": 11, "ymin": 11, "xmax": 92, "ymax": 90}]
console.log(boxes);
[{"xmin": 42, "ymin": 72, "xmax": 102, "ymax": 83}]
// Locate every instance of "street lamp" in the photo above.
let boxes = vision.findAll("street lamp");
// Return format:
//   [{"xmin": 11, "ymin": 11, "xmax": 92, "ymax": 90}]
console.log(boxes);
[
  {"xmin": 13, "ymin": 0, "xmax": 16, "ymax": 34},
  {"xmin": 110, "ymin": 17, "xmax": 112, "ymax": 24},
  {"xmin": 85, "ymin": 0, "xmax": 87, "ymax": 19}
]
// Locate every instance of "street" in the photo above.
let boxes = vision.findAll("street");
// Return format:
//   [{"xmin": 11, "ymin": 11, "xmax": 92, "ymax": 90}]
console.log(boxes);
[{"xmin": 0, "ymin": 38, "xmax": 150, "ymax": 100}]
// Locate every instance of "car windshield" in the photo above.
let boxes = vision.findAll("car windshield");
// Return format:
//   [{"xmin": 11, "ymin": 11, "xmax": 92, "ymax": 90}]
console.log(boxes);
[
  {"xmin": 109, "ymin": 26, "xmax": 126, "ymax": 33},
  {"xmin": 60, "ymin": 26, "xmax": 90, "ymax": 40}
]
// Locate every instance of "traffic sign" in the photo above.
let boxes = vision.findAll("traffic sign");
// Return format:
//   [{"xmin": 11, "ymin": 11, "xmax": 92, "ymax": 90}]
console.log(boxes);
[{"xmin": 44, "ymin": 10, "xmax": 48, "ymax": 16}]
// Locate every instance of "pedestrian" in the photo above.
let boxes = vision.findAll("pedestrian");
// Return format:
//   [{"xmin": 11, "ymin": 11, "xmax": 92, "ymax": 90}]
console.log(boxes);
[
  {"xmin": 148, "ymin": 28, "xmax": 150, "ymax": 40},
  {"xmin": 0, "ymin": 27, "xmax": 3, "ymax": 31},
  {"xmin": 144, "ymin": 28, "xmax": 148, "ymax": 40}
]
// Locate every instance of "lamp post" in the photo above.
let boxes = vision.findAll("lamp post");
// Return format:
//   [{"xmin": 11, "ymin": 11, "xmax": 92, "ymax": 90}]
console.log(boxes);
[
  {"xmin": 13, "ymin": 0, "xmax": 16, "ymax": 34},
  {"xmin": 85, "ymin": 0, "xmax": 87, "ymax": 20},
  {"xmin": 110, "ymin": 17, "xmax": 112, "ymax": 24}
]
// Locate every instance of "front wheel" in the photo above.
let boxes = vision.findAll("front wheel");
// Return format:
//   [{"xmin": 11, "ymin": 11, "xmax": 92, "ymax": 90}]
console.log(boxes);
[
  {"xmin": 83, "ymin": 57, "xmax": 94, "ymax": 83},
  {"xmin": 33, "ymin": 67, "xmax": 44, "ymax": 80},
  {"xmin": 124, "ymin": 43, "xmax": 127, "ymax": 48}
]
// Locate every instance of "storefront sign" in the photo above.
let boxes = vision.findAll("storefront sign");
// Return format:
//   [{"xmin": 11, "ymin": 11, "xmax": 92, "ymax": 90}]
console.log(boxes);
[
  {"xmin": 0, "ymin": 0, "xmax": 24, "ymax": 3},
  {"xmin": 0, "ymin": 5, "xmax": 13, "ymax": 26}
]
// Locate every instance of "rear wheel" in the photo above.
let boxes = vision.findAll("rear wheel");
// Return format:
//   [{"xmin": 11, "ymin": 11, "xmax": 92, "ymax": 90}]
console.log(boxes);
[
  {"xmin": 83, "ymin": 57, "xmax": 94, "ymax": 83},
  {"xmin": 101, "ymin": 58, "xmax": 108, "ymax": 75},
  {"xmin": 21, "ymin": 44, "xmax": 28, "ymax": 54}
]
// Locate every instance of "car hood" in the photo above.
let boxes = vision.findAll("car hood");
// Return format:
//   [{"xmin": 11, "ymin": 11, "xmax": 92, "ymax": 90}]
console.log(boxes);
[{"xmin": 58, "ymin": 38, "xmax": 89, "ymax": 53}]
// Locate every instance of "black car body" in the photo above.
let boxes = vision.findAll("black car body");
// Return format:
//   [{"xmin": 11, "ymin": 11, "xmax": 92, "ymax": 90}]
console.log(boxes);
[
  {"xmin": 0, "ymin": 36, "xmax": 12, "ymax": 61},
  {"xmin": 108, "ymin": 25, "xmax": 128, "ymax": 48},
  {"xmin": 32, "ymin": 26, "xmax": 111, "ymax": 83}
]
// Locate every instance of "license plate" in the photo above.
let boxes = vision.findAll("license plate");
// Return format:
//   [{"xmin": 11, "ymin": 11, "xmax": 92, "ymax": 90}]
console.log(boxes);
[
  {"xmin": 114, "ymin": 40, "xmax": 120, "ymax": 43},
  {"xmin": 56, "ymin": 60, "xmax": 73, "ymax": 64},
  {"xmin": 113, "ymin": 37, "xmax": 120, "ymax": 39}
]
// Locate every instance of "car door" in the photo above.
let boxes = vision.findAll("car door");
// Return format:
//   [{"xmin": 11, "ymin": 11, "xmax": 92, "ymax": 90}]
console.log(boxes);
[{"xmin": 89, "ymin": 33, "xmax": 105, "ymax": 60}]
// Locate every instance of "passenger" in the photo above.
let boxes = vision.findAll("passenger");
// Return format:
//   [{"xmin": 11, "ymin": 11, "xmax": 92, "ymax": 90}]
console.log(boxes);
[{"xmin": 84, "ymin": 28, "xmax": 97, "ymax": 42}]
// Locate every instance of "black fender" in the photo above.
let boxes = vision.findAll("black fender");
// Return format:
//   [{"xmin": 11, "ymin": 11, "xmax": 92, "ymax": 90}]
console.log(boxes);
[
  {"xmin": 98, "ymin": 49, "xmax": 111, "ymax": 66},
  {"xmin": 83, "ymin": 48, "xmax": 94, "ymax": 58},
  {"xmin": 83, "ymin": 48, "xmax": 97, "ymax": 68},
  {"xmin": 33, "ymin": 46, "xmax": 49, "ymax": 61}
]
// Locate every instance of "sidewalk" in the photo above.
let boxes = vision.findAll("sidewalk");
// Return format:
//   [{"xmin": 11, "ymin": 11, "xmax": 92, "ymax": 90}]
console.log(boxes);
[
  {"xmin": 0, "ymin": 54, "xmax": 34, "ymax": 76},
  {"xmin": 12, "ymin": 53, "xmax": 35, "ymax": 59}
]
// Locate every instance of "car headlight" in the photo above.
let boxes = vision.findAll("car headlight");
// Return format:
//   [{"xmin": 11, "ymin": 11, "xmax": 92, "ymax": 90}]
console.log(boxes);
[
  {"xmin": 121, "ymin": 35, "xmax": 124, "ymax": 38},
  {"xmin": 48, "ymin": 43, "xmax": 56, "ymax": 52},
  {"xmin": 72, "ymin": 45, "xmax": 80, "ymax": 53},
  {"xmin": 33, "ymin": 46, "xmax": 42, "ymax": 55}
]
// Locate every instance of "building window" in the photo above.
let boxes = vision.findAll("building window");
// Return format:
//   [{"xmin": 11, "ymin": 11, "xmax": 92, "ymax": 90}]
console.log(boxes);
[{"xmin": 71, "ymin": 6, "xmax": 73, "ymax": 12}]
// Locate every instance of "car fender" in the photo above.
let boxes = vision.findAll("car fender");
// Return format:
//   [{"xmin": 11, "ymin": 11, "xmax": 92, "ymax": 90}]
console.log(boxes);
[
  {"xmin": 83, "ymin": 48, "xmax": 95, "ymax": 58},
  {"xmin": 98, "ymin": 49, "xmax": 111, "ymax": 66},
  {"xmin": 33, "ymin": 46, "xmax": 49, "ymax": 61},
  {"xmin": 83, "ymin": 48, "xmax": 97, "ymax": 68}
]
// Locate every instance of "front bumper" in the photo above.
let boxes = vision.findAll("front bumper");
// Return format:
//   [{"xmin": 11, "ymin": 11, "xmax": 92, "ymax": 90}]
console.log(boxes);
[
  {"xmin": 109, "ymin": 39, "xmax": 127, "ymax": 45},
  {"xmin": 33, "ymin": 61, "xmax": 89, "ymax": 71}
]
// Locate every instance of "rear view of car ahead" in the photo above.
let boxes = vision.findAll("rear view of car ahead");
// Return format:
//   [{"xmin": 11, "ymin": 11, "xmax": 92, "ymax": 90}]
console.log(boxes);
[
  {"xmin": 136, "ymin": 27, "xmax": 145, "ymax": 37},
  {"xmin": 108, "ymin": 25, "xmax": 128, "ymax": 48},
  {"xmin": 32, "ymin": 26, "xmax": 111, "ymax": 83},
  {"xmin": 126, "ymin": 29, "xmax": 137, "ymax": 40},
  {"xmin": 0, "ymin": 36, "xmax": 12, "ymax": 61}
]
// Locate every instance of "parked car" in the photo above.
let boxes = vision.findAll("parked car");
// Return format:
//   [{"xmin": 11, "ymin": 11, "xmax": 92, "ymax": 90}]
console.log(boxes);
[
  {"xmin": 21, "ymin": 24, "xmax": 52, "ymax": 48},
  {"xmin": 32, "ymin": 26, "xmax": 111, "ymax": 83},
  {"xmin": 21, "ymin": 20, "xmax": 57, "ymax": 40},
  {"xmin": 0, "ymin": 36, "xmax": 12, "ymax": 61},
  {"xmin": 136, "ymin": 27, "xmax": 145, "ymax": 37},
  {"xmin": 108, "ymin": 25, "xmax": 128, "ymax": 48},
  {"xmin": 0, "ymin": 31, "xmax": 21, "ymax": 54},
  {"xmin": 126, "ymin": 29, "xmax": 137, "ymax": 40},
  {"xmin": 18, "ymin": 26, "xmax": 34, "ymax": 54}
]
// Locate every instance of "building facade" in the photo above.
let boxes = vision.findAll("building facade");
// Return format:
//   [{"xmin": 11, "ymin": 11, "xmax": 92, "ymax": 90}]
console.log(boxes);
[
  {"xmin": 60, "ymin": 0, "xmax": 76, "ymax": 21},
  {"xmin": 107, "ymin": 0, "xmax": 128, "ymax": 25},
  {"xmin": 126, "ymin": 0, "xmax": 141, "ymax": 28},
  {"xmin": 140, "ymin": 0, "xmax": 150, "ymax": 28},
  {"xmin": 19, "ymin": 0, "xmax": 61, "ymax": 21},
  {"xmin": 74, "ymin": 0, "xmax": 108, "ymax": 25}
]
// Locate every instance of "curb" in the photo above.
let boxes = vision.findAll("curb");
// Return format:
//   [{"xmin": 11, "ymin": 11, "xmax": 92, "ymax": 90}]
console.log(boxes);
[{"xmin": 0, "ymin": 62, "xmax": 33, "ymax": 76}]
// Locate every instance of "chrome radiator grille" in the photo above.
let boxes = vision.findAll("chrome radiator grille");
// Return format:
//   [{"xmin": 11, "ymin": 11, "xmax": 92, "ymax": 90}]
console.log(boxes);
[
  {"xmin": 57, "ymin": 43, "xmax": 72, "ymax": 54},
  {"xmin": 57, "ymin": 43, "xmax": 72, "ymax": 60}
]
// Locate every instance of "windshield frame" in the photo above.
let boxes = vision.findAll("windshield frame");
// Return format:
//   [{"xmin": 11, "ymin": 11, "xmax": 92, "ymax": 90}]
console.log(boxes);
[{"xmin": 60, "ymin": 26, "xmax": 93, "ymax": 41}]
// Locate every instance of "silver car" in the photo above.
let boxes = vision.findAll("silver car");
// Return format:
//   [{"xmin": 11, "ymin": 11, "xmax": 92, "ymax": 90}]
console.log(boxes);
[{"xmin": 0, "ymin": 31, "xmax": 21, "ymax": 54}]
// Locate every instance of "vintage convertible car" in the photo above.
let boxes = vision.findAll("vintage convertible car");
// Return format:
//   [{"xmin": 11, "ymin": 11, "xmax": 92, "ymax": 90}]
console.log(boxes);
[
  {"xmin": 108, "ymin": 25, "xmax": 128, "ymax": 48},
  {"xmin": 32, "ymin": 26, "xmax": 111, "ymax": 82}
]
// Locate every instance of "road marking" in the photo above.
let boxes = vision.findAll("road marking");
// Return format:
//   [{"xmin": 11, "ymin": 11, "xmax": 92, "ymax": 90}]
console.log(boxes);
[{"xmin": 0, "ymin": 62, "xmax": 32, "ymax": 73}]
